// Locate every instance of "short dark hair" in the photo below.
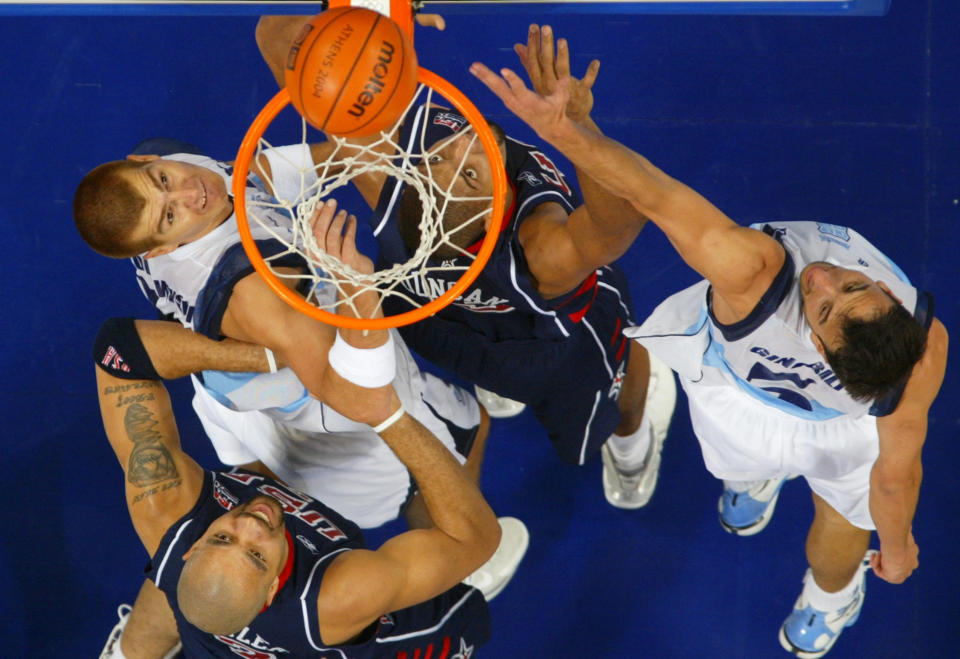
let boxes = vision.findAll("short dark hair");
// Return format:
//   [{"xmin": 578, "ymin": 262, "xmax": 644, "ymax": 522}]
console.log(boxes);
[
  {"xmin": 74, "ymin": 160, "xmax": 155, "ymax": 258},
  {"xmin": 823, "ymin": 301, "xmax": 927, "ymax": 401}
]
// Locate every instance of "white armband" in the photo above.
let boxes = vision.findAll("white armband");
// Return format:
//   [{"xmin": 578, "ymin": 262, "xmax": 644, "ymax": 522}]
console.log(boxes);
[
  {"xmin": 263, "ymin": 347, "xmax": 278, "ymax": 373},
  {"xmin": 261, "ymin": 143, "xmax": 317, "ymax": 200},
  {"xmin": 372, "ymin": 405, "xmax": 405, "ymax": 434},
  {"xmin": 328, "ymin": 331, "xmax": 396, "ymax": 388}
]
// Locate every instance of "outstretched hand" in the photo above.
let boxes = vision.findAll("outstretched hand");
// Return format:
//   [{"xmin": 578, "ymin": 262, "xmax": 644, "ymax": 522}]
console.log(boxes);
[
  {"xmin": 514, "ymin": 24, "xmax": 599, "ymax": 124},
  {"xmin": 469, "ymin": 61, "xmax": 572, "ymax": 142},
  {"xmin": 309, "ymin": 198, "xmax": 372, "ymax": 276}
]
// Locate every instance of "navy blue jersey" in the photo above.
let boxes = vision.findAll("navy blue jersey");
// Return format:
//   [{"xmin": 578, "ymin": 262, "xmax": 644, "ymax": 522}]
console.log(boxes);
[
  {"xmin": 148, "ymin": 469, "xmax": 490, "ymax": 658},
  {"xmin": 372, "ymin": 106, "xmax": 600, "ymax": 342},
  {"xmin": 369, "ymin": 108, "xmax": 636, "ymax": 464}
]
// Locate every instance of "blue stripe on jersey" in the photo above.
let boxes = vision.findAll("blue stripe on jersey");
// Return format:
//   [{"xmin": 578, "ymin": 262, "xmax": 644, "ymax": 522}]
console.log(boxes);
[
  {"xmin": 703, "ymin": 325, "xmax": 846, "ymax": 421},
  {"xmin": 199, "ymin": 370, "xmax": 312, "ymax": 414},
  {"xmin": 194, "ymin": 238, "xmax": 308, "ymax": 339},
  {"xmin": 709, "ymin": 241, "xmax": 796, "ymax": 342}
]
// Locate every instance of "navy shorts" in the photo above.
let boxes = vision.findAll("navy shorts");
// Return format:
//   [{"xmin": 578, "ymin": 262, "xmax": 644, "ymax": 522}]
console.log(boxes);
[{"xmin": 399, "ymin": 266, "xmax": 635, "ymax": 465}]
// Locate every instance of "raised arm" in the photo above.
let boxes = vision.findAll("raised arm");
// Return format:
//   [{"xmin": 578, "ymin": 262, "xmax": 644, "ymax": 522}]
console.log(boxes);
[
  {"xmin": 95, "ymin": 362, "xmax": 204, "ymax": 556},
  {"xmin": 314, "ymin": 401, "xmax": 499, "ymax": 645},
  {"xmin": 220, "ymin": 199, "xmax": 394, "ymax": 424},
  {"xmin": 513, "ymin": 25, "xmax": 649, "ymax": 297},
  {"xmin": 869, "ymin": 317, "xmax": 948, "ymax": 584},
  {"xmin": 470, "ymin": 59, "xmax": 784, "ymax": 318}
]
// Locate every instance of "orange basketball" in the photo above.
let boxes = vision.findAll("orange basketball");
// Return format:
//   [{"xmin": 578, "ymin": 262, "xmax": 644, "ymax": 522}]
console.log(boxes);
[{"xmin": 285, "ymin": 8, "xmax": 418, "ymax": 138}]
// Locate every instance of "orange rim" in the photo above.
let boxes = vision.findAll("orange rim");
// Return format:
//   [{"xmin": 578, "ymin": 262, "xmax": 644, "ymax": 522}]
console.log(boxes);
[{"xmin": 233, "ymin": 69, "xmax": 507, "ymax": 330}]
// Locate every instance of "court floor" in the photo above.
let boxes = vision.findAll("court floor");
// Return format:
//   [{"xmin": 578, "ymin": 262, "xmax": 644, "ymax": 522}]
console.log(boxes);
[{"xmin": 0, "ymin": 2, "xmax": 957, "ymax": 657}]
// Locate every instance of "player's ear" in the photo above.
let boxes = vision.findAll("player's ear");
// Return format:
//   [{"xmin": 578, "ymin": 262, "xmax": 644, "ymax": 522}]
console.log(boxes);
[
  {"xmin": 809, "ymin": 331, "xmax": 827, "ymax": 360},
  {"xmin": 264, "ymin": 575, "xmax": 281, "ymax": 607},
  {"xmin": 182, "ymin": 540, "xmax": 201, "ymax": 561},
  {"xmin": 127, "ymin": 154, "xmax": 159, "ymax": 163},
  {"xmin": 876, "ymin": 281, "xmax": 903, "ymax": 305}
]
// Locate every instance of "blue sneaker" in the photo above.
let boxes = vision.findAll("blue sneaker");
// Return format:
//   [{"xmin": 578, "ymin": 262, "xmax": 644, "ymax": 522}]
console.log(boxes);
[
  {"xmin": 778, "ymin": 552, "xmax": 874, "ymax": 658},
  {"xmin": 718, "ymin": 475, "xmax": 791, "ymax": 536}
]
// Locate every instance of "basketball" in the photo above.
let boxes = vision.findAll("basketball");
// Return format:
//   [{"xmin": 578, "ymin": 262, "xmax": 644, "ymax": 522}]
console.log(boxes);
[{"xmin": 285, "ymin": 8, "xmax": 418, "ymax": 138}]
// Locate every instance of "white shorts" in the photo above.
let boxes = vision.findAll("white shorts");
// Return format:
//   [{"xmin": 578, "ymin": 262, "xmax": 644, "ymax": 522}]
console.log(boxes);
[
  {"xmin": 190, "ymin": 370, "xmax": 479, "ymax": 529},
  {"xmin": 682, "ymin": 376, "xmax": 879, "ymax": 530}
]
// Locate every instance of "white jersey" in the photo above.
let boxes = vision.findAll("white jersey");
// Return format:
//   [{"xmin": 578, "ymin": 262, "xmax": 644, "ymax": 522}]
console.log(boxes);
[
  {"xmin": 130, "ymin": 151, "xmax": 481, "ymax": 527},
  {"xmin": 627, "ymin": 221, "xmax": 934, "ymax": 421}
]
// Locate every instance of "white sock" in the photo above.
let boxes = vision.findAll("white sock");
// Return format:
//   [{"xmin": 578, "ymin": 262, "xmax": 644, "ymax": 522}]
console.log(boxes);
[
  {"xmin": 607, "ymin": 417, "xmax": 652, "ymax": 471},
  {"xmin": 802, "ymin": 567, "xmax": 863, "ymax": 611}
]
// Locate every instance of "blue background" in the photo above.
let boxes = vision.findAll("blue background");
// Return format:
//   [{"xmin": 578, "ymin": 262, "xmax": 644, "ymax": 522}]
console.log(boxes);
[{"xmin": 0, "ymin": 1, "xmax": 956, "ymax": 657}]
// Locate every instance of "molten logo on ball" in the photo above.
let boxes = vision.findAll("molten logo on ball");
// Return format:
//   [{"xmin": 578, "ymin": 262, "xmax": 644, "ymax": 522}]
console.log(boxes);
[
  {"xmin": 286, "ymin": 7, "xmax": 419, "ymax": 138},
  {"xmin": 346, "ymin": 41, "xmax": 396, "ymax": 118}
]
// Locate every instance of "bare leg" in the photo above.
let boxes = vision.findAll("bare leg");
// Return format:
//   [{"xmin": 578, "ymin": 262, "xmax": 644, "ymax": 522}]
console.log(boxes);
[
  {"xmin": 405, "ymin": 407, "xmax": 490, "ymax": 529},
  {"xmin": 120, "ymin": 580, "xmax": 180, "ymax": 659},
  {"xmin": 614, "ymin": 342, "xmax": 649, "ymax": 436},
  {"xmin": 807, "ymin": 492, "xmax": 871, "ymax": 591}
]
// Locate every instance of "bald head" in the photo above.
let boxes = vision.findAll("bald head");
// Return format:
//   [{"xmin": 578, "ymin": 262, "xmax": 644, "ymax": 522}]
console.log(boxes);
[{"xmin": 177, "ymin": 547, "xmax": 271, "ymax": 635}]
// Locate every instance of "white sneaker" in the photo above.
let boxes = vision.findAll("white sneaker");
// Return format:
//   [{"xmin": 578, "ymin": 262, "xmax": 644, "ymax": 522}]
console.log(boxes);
[
  {"xmin": 601, "ymin": 353, "xmax": 677, "ymax": 509},
  {"xmin": 473, "ymin": 385, "xmax": 526, "ymax": 418},
  {"xmin": 99, "ymin": 602, "xmax": 182, "ymax": 659},
  {"xmin": 99, "ymin": 604, "xmax": 131, "ymax": 659},
  {"xmin": 463, "ymin": 517, "xmax": 529, "ymax": 600},
  {"xmin": 778, "ymin": 551, "xmax": 876, "ymax": 658}
]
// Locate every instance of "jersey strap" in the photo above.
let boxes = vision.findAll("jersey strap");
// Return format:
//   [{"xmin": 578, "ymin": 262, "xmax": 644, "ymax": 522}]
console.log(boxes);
[{"xmin": 194, "ymin": 239, "xmax": 308, "ymax": 339}]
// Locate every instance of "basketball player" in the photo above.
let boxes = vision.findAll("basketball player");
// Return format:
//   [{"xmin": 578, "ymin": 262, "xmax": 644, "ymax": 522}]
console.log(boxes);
[
  {"xmin": 470, "ymin": 42, "xmax": 948, "ymax": 658},
  {"xmin": 74, "ymin": 141, "xmax": 528, "ymax": 594},
  {"xmin": 257, "ymin": 17, "xmax": 678, "ymax": 509},
  {"xmin": 94, "ymin": 299, "xmax": 500, "ymax": 658}
]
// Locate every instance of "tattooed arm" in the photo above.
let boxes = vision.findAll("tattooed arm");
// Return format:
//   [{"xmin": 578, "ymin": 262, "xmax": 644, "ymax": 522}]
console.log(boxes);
[{"xmin": 96, "ymin": 368, "xmax": 205, "ymax": 555}]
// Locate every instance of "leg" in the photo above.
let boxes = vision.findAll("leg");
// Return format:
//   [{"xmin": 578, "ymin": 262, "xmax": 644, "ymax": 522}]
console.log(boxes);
[
  {"xmin": 806, "ymin": 491, "xmax": 871, "ymax": 591},
  {"xmin": 601, "ymin": 343, "xmax": 677, "ymax": 509},
  {"xmin": 101, "ymin": 580, "xmax": 180, "ymax": 659},
  {"xmin": 778, "ymin": 492, "xmax": 874, "ymax": 658},
  {"xmin": 613, "ymin": 340, "xmax": 649, "ymax": 435}
]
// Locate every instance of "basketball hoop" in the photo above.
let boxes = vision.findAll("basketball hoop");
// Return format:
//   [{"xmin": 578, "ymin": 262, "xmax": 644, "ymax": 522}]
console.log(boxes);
[{"xmin": 233, "ymin": 68, "xmax": 507, "ymax": 330}]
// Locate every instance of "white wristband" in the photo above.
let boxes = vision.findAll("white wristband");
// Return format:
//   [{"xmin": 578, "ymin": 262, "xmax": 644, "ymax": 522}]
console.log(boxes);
[
  {"xmin": 328, "ymin": 331, "xmax": 396, "ymax": 388},
  {"xmin": 264, "ymin": 347, "xmax": 278, "ymax": 373},
  {"xmin": 372, "ymin": 405, "xmax": 405, "ymax": 434}
]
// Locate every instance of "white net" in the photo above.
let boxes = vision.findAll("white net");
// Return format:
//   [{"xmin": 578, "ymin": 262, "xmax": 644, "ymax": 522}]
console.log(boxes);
[{"xmin": 240, "ymin": 79, "xmax": 503, "ymax": 324}]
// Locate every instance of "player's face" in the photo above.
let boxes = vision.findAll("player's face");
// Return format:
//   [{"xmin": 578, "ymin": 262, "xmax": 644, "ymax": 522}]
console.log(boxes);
[
  {"xmin": 192, "ymin": 495, "xmax": 289, "ymax": 585},
  {"xmin": 423, "ymin": 131, "xmax": 500, "ymax": 207},
  {"xmin": 799, "ymin": 262, "xmax": 895, "ymax": 353},
  {"xmin": 125, "ymin": 157, "xmax": 233, "ymax": 255}
]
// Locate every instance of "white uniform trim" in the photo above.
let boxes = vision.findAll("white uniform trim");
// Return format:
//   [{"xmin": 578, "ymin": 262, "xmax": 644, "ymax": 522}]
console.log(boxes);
[
  {"xmin": 374, "ymin": 588, "xmax": 476, "ymax": 643},
  {"xmin": 153, "ymin": 518, "xmax": 194, "ymax": 588},
  {"xmin": 300, "ymin": 547, "xmax": 352, "ymax": 656},
  {"xmin": 578, "ymin": 390, "xmax": 603, "ymax": 466}
]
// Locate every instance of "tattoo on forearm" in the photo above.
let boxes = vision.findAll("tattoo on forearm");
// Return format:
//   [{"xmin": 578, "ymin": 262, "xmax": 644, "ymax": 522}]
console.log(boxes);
[{"xmin": 124, "ymin": 402, "xmax": 180, "ymax": 488}]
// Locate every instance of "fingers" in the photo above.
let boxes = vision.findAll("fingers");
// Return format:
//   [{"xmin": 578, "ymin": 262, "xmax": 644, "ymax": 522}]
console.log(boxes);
[
  {"xmin": 582, "ymin": 58, "xmax": 600, "ymax": 90},
  {"xmin": 415, "ymin": 13, "xmax": 445, "ymax": 31},
  {"xmin": 539, "ymin": 24, "xmax": 555, "ymax": 78},
  {"xmin": 469, "ymin": 62, "xmax": 516, "ymax": 101},
  {"xmin": 310, "ymin": 198, "xmax": 350, "ymax": 258},
  {"xmin": 555, "ymin": 37, "xmax": 571, "ymax": 78}
]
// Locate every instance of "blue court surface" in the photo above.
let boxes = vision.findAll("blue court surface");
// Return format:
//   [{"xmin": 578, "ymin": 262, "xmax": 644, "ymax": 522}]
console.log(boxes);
[{"xmin": 1, "ymin": 1, "xmax": 957, "ymax": 657}]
